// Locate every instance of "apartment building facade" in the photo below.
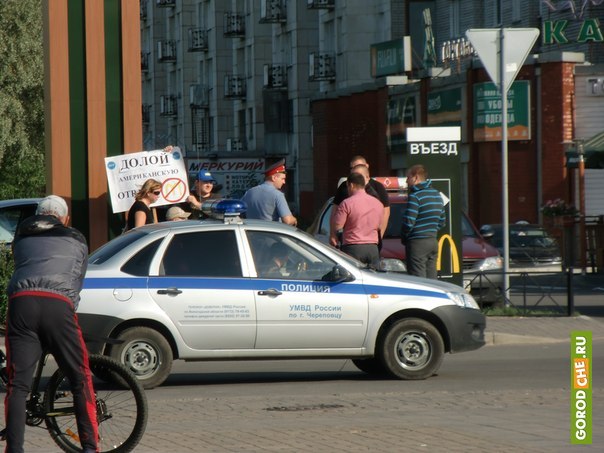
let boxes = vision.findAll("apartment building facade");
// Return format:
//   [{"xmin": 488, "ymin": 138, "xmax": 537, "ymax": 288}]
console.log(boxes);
[
  {"xmin": 141, "ymin": 0, "xmax": 325, "ymax": 219},
  {"xmin": 141, "ymin": 0, "xmax": 604, "ymax": 227}
]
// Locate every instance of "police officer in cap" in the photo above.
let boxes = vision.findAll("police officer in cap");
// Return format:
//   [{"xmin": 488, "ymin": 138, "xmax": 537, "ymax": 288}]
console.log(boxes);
[{"xmin": 241, "ymin": 159, "xmax": 297, "ymax": 225}]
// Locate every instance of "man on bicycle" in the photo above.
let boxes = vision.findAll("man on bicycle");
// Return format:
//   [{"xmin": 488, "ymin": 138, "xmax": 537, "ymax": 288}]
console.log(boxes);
[{"xmin": 4, "ymin": 195, "xmax": 98, "ymax": 453}]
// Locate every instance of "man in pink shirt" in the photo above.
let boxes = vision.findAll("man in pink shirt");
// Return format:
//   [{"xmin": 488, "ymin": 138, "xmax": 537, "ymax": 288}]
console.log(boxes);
[{"xmin": 330, "ymin": 172, "xmax": 384, "ymax": 267}]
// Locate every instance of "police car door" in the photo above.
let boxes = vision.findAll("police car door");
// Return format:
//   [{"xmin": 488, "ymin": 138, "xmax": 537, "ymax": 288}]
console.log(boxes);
[
  {"xmin": 148, "ymin": 228, "xmax": 256, "ymax": 350},
  {"xmin": 245, "ymin": 230, "xmax": 368, "ymax": 350}
]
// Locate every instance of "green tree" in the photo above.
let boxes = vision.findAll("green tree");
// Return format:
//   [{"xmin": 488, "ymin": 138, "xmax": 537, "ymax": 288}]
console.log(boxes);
[
  {"xmin": 0, "ymin": 0, "xmax": 45, "ymax": 199},
  {"xmin": 0, "ymin": 1, "xmax": 44, "ymax": 322}
]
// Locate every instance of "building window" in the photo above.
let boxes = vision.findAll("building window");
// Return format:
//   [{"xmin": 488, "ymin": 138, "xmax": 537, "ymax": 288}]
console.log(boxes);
[
  {"xmin": 512, "ymin": 0, "xmax": 521, "ymax": 23},
  {"xmin": 449, "ymin": 0, "xmax": 460, "ymax": 38},
  {"xmin": 192, "ymin": 108, "xmax": 209, "ymax": 152},
  {"xmin": 484, "ymin": 0, "xmax": 499, "ymax": 27}
]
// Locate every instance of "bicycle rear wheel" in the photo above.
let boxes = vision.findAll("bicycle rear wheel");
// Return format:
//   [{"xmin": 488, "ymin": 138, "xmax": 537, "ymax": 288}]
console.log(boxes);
[{"xmin": 44, "ymin": 354, "xmax": 148, "ymax": 453}]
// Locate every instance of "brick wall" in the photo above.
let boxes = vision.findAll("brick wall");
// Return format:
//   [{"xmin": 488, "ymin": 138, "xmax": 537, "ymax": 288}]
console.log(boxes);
[
  {"xmin": 467, "ymin": 62, "xmax": 576, "ymax": 227},
  {"xmin": 310, "ymin": 88, "xmax": 389, "ymax": 216},
  {"xmin": 310, "ymin": 61, "xmax": 579, "ymax": 231},
  {"xmin": 540, "ymin": 61, "xmax": 575, "ymax": 206}
]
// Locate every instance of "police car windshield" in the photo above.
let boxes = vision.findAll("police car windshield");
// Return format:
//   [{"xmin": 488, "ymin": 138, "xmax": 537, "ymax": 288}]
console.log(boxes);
[{"xmin": 89, "ymin": 231, "xmax": 148, "ymax": 265}]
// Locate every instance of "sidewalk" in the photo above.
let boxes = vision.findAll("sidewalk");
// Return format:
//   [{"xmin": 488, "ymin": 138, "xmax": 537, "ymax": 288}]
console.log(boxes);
[{"xmin": 484, "ymin": 314, "xmax": 604, "ymax": 345}]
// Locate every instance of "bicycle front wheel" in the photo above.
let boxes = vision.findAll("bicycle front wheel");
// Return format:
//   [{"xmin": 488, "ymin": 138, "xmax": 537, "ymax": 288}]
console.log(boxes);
[{"xmin": 44, "ymin": 354, "xmax": 148, "ymax": 453}]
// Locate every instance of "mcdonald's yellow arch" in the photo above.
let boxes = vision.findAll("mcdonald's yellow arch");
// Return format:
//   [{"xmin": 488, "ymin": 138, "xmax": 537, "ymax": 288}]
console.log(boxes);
[{"xmin": 436, "ymin": 234, "xmax": 461, "ymax": 273}]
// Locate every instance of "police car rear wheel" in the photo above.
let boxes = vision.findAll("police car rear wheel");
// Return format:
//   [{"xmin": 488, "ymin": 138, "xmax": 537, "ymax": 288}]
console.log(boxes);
[
  {"xmin": 381, "ymin": 318, "xmax": 444, "ymax": 380},
  {"xmin": 110, "ymin": 327, "xmax": 173, "ymax": 389}
]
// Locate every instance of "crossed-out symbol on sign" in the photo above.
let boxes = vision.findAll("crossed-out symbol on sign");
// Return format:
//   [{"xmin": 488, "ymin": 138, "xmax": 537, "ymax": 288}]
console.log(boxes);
[{"xmin": 161, "ymin": 178, "xmax": 187, "ymax": 203}]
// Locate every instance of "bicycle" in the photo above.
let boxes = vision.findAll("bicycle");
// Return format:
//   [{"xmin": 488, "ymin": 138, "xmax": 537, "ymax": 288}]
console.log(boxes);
[{"xmin": 0, "ymin": 338, "xmax": 148, "ymax": 453}]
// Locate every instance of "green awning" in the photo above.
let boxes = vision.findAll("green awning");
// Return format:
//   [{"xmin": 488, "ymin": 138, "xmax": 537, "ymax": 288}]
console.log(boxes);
[
  {"xmin": 584, "ymin": 130, "xmax": 604, "ymax": 152},
  {"xmin": 583, "ymin": 131, "xmax": 604, "ymax": 169}
]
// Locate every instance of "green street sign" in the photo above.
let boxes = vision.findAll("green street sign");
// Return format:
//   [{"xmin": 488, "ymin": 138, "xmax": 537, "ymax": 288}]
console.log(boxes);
[
  {"xmin": 370, "ymin": 37, "xmax": 411, "ymax": 77},
  {"xmin": 473, "ymin": 81, "xmax": 531, "ymax": 142},
  {"xmin": 427, "ymin": 87, "xmax": 462, "ymax": 126}
]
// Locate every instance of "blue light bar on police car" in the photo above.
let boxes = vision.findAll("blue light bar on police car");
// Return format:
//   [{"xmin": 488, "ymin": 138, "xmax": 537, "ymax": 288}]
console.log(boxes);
[{"xmin": 201, "ymin": 199, "xmax": 247, "ymax": 220}]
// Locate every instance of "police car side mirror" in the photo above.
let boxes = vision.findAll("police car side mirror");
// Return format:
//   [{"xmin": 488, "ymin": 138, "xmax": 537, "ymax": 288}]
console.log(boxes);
[{"xmin": 322, "ymin": 264, "xmax": 354, "ymax": 283}]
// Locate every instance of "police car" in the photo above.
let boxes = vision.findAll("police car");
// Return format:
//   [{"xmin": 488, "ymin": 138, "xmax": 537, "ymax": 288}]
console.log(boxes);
[{"xmin": 78, "ymin": 199, "xmax": 486, "ymax": 389}]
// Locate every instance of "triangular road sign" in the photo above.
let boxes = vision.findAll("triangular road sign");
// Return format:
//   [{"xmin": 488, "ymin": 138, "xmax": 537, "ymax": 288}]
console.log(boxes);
[{"xmin": 466, "ymin": 28, "xmax": 540, "ymax": 94}]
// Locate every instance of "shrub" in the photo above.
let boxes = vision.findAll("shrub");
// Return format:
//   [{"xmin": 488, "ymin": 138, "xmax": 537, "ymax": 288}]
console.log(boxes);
[{"xmin": 541, "ymin": 198, "xmax": 577, "ymax": 217}]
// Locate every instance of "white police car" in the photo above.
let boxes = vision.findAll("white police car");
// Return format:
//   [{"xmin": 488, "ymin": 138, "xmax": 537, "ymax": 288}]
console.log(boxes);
[{"xmin": 78, "ymin": 200, "xmax": 486, "ymax": 388}]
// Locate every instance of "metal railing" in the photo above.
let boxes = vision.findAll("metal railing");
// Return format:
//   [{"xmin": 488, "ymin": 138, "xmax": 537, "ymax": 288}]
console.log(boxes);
[{"xmin": 467, "ymin": 269, "xmax": 586, "ymax": 316}]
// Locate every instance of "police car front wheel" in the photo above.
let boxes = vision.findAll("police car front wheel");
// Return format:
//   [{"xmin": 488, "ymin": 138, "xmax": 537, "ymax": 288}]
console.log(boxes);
[
  {"xmin": 380, "ymin": 318, "xmax": 444, "ymax": 380},
  {"xmin": 109, "ymin": 327, "xmax": 173, "ymax": 389}
]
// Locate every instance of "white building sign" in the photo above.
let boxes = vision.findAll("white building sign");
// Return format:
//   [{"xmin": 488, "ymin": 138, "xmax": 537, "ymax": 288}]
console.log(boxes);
[{"xmin": 187, "ymin": 158, "xmax": 264, "ymax": 198}]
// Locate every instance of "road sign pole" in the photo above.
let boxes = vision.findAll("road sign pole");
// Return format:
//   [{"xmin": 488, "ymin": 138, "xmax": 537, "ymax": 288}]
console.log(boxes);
[
  {"xmin": 500, "ymin": 28, "xmax": 511, "ymax": 305},
  {"xmin": 466, "ymin": 27, "xmax": 539, "ymax": 306}
]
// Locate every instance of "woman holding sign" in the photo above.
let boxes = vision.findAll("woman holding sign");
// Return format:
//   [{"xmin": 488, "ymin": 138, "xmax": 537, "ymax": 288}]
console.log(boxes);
[{"xmin": 125, "ymin": 179, "xmax": 162, "ymax": 231}]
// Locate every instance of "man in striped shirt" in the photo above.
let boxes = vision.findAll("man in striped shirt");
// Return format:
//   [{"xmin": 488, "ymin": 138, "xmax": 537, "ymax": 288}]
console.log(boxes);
[{"xmin": 401, "ymin": 164, "xmax": 446, "ymax": 279}]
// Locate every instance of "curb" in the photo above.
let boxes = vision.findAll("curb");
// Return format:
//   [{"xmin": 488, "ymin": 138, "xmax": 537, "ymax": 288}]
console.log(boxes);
[{"xmin": 484, "ymin": 332, "xmax": 566, "ymax": 346}]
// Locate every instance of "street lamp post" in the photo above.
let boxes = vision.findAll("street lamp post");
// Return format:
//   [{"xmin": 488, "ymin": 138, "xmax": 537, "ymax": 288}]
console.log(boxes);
[{"xmin": 576, "ymin": 139, "xmax": 586, "ymax": 273}]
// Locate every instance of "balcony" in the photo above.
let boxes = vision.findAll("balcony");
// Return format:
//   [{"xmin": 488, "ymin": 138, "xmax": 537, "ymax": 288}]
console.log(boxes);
[
  {"xmin": 156, "ymin": 0, "xmax": 175, "ymax": 7},
  {"xmin": 260, "ymin": 0, "xmax": 286, "ymax": 24},
  {"xmin": 224, "ymin": 12, "xmax": 245, "ymax": 37},
  {"xmin": 141, "ymin": 52, "xmax": 150, "ymax": 72},
  {"xmin": 308, "ymin": 52, "xmax": 336, "ymax": 82},
  {"xmin": 263, "ymin": 64, "xmax": 287, "ymax": 90},
  {"xmin": 226, "ymin": 138, "xmax": 245, "ymax": 152},
  {"xmin": 192, "ymin": 109, "xmax": 210, "ymax": 150},
  {"xmin": 188, "ymin": 28, "xmax": 208, "ymax": 52},
  {"xmin": 142, "ymin": 104, "xmax": 151, "ymax": 125},
  {"xmin": 224, "ymin": 74, "xmax": 246, "ymax": 99},
  {"xmin": 157, "ymin": 40, "xmax": 177, "ymax": 62},
  {"xmin": 160, "ymin": 95, "xmax": 177, "ymax": 117},
  {"xmin": 189, "ymin": 84, "xmax": 209, "ymax": 109},
  {"xmin": 307, "ymin": 0, "xmax": 335, "ymax": 9}
]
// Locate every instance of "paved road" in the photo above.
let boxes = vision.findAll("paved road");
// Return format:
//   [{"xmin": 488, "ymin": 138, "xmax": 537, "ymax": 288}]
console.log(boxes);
[
  {"xmin": 5, "ymin": 338, "xmax": 602, "ymax": 452},
  {"xmin": 3, "ymin": 271, "xmax": 603, "ymax": 452}
]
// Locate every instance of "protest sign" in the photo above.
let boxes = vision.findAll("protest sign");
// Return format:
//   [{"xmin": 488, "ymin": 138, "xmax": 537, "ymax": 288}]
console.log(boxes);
[{"xmin": 105, "ymin": 147, "xmax": 189, "ymax": 213}]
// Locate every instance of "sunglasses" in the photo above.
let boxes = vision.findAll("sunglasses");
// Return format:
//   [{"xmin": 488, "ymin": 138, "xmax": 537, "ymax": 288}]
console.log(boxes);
[{"xmin": 152, "ymin": 191, "xmax": 161, "ymax": 196}]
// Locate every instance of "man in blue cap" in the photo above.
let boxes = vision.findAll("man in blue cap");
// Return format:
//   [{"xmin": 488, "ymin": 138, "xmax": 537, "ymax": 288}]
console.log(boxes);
[
  {"xmin": 241, "ymin": 159, "xmax": 297, "ymax": 225},
  {"xmin": 186, "ymin": 170, "xmax": 219, "ymax": 219}
]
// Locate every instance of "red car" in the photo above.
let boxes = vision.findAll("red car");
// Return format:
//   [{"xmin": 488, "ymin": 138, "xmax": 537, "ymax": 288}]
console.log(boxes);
[{"xmin": 308, "ymin": 178, "xmax": 503, "ymax": 294}]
